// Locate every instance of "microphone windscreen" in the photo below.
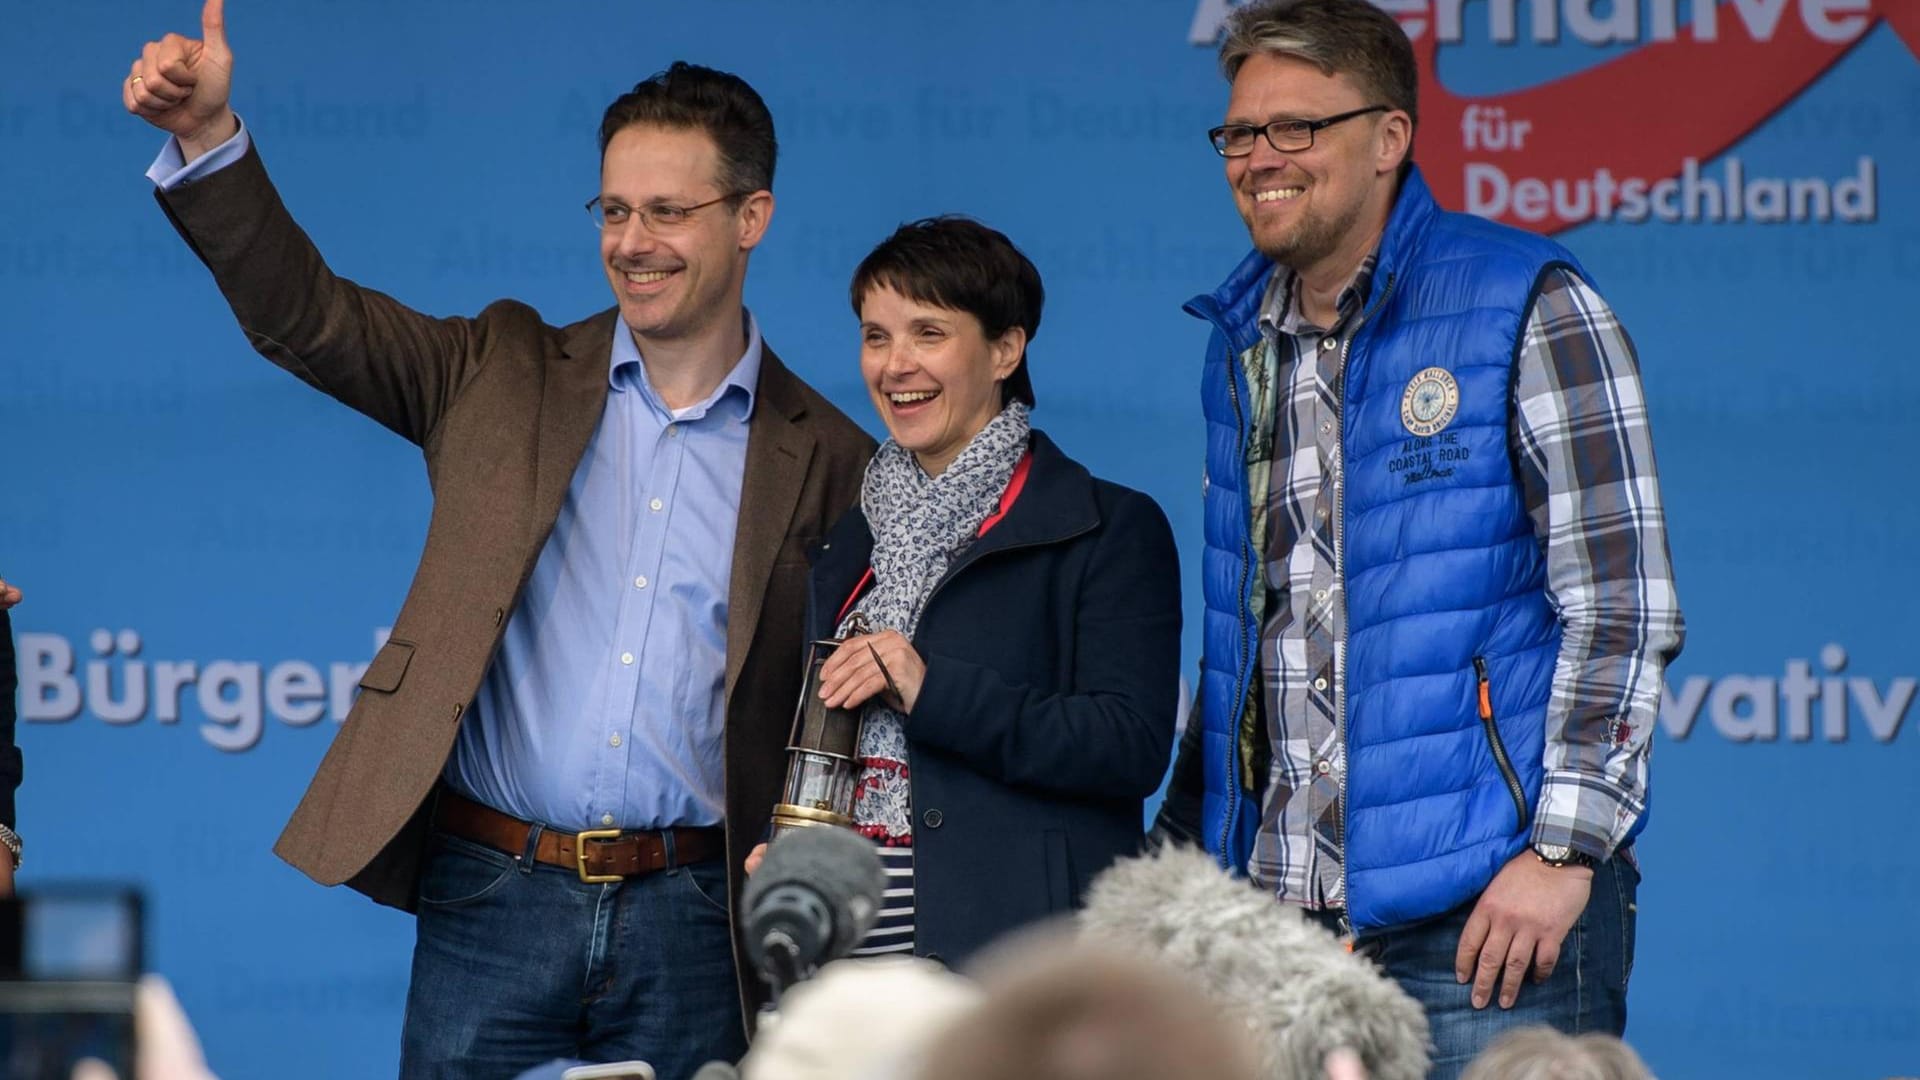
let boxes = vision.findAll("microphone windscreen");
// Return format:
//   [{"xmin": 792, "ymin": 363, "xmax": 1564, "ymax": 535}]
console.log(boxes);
[
  {"xmin": 742, "ymin": 825, "xmax": 886, "ymax": 955},
  {"xmin": 741, "ymin": 957, "xmax": 983, "ymax": 1080},
  {"xmin": 689, "ymin": 1062, "xmax": 740, "ymax": 1080},
  {"xmin": 1079, "ymin": 845, "xmax": 1431, "ymax": 1080}
]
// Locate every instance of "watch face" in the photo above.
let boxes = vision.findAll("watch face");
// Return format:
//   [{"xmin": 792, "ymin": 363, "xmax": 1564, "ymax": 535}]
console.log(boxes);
[{"xmin": 1535, "ymin": 843, "xmax": 1573, "ymax": 863}]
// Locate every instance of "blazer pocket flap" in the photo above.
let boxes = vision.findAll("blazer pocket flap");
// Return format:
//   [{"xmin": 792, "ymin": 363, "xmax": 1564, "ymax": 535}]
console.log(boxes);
[{"xmin": 359, "ymin": 640, "xmax": 416, "ymax": 693}]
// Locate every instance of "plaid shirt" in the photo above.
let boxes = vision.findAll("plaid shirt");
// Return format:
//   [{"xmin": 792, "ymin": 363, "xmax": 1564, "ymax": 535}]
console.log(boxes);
[{"xmin": 1247, "ymin": 260, "xmax": 1685, "ymax": 908}]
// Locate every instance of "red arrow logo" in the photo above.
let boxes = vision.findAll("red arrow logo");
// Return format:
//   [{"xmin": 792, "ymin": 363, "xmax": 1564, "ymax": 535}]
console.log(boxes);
[{"xmin": 1415, "ymin": 0, "xmax": 1920, "ymax": 232}]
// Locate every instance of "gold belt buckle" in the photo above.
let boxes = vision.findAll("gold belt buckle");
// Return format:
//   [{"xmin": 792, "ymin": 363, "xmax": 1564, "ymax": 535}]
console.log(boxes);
[{"xmin": 574, "ymin": 828, "xmax": 624, "ymax": 883}]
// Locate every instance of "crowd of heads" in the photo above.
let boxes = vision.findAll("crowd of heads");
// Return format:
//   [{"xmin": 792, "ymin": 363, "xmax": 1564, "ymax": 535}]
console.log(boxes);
[{"xmin": 738, "ymin": 845, "xmax": 1656, "ymax": 1080}]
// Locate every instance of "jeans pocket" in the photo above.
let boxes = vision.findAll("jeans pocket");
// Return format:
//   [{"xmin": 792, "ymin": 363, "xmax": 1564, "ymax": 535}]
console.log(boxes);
[
  {"xmin": 1614, "ymin": 855, "xmax": 1641, "ymax": 987},
  {"xmin": 417, "ymin": 835, "xmax": 519, "ymax": 908},
  {"xmin": 679, "ymin": 862, "xmax": 732, "ymax": 917}
]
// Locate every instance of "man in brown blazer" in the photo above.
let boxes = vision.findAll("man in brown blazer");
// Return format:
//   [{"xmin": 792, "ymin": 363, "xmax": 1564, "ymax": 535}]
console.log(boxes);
[{"xmin": 125, "ymin": 4, "xmax": 872, "ymax": 1077}]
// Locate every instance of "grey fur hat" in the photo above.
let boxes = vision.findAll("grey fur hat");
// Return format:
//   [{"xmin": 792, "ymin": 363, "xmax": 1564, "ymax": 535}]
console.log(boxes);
[{"xmin": 1077, "ymin": 845, "xmax": 1432, "ymax": 1080}]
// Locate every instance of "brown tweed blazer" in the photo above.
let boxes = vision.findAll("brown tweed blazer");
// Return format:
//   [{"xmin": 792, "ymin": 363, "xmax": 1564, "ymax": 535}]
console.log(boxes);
[{"xmin": 156, "ymin": 145, "xmax": 873, "ymax": 1006}]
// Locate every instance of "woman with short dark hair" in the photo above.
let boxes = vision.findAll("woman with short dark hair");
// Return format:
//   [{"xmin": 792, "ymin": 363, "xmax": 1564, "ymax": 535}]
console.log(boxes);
[{"xmin": 754, "ymin": 216, "xmax": 1183, "ymax": 964}]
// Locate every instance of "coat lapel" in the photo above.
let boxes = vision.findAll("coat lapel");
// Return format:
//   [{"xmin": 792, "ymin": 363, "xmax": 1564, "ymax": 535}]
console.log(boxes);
[
  {"xmin": 809, "ymin": 509, "xmax": 877, "ymax": 640},
  {"xmin": 935, "ymin": 430, "xmax": 1100, "ymax": 585},
  {"xmin": 725, "ymin": 346, "xmax": 816, "ymax": 702},
  {"xmin": 533, "ymin": 311, "xmax": 618, "ymax": 539}
]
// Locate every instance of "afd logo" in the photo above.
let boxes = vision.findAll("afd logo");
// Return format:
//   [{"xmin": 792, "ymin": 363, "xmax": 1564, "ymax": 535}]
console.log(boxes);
[{"xmin": 1190, "ymin": 0, "xmax": 1920, "ymax": 233}]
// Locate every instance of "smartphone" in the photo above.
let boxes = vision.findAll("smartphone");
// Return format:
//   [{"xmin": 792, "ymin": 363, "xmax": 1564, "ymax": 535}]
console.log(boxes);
[
  {"xmin": 0, "ymin": 886, "xmax": 144, "ymax": 1080},
  {"xmin": 561, "ymin": 1062, "xmax": 657, "ymax": 1080}
]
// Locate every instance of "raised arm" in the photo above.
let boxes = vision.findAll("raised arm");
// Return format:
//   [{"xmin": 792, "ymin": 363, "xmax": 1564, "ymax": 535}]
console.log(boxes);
[{"xmin": 125, "ymin": 0, "xmax": 491, "ymax": 446}]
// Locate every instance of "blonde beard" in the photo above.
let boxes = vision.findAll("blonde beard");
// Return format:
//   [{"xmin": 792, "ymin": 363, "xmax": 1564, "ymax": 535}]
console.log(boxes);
[{"xmin": 1250, "ymin": 196, "xmax": 1363, "ymax": 274}]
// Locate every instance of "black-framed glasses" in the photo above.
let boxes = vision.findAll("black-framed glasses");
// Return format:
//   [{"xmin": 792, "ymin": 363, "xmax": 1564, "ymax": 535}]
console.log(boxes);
[
  {"xmin": 1208, "ymin": 105, "xmax": 1390, "ymax": 157},
  {"xmin": 586, "ymin": 192, "xmax": 746, "ymax": 233}
]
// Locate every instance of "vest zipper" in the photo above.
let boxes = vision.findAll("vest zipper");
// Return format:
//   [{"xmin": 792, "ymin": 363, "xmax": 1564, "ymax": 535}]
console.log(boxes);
[
  {"xmin": 1220, "ymin": 353, "xmax": 1255, "ymax": 869},
  {"xmin": 1333, "ymin": 271, "xmax": 1396, "ymax": 936},
  {"xmin": 1474, "ymin": 656, "xmax": 1531, "ymax": 830}
]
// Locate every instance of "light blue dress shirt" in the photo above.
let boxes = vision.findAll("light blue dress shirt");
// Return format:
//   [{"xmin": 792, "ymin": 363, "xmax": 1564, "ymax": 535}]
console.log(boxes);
[
  {"xmin": 153, "ymin": 122, "xmax": 761, "ymax": 831},
  {"xmin": 448, "ymin": 323, "xmax": 759, "ymax": 831}
]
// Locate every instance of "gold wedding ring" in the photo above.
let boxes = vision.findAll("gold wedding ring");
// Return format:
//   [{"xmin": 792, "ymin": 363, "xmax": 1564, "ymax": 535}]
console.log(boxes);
[{"xmin": 131, "ymin": 74, "xmax": 144, "ymax": 84}]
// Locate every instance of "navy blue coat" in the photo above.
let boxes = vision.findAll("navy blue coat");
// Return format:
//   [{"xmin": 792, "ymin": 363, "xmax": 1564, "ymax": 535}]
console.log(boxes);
[{"xmin": 806, "ymin": 430, "xmax": 1182, "ymax": 966}]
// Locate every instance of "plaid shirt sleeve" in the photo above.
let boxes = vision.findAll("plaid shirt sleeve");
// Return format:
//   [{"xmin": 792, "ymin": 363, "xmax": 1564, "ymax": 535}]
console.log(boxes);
[{"xmin": 1511, "ymin": 268, "xmax": 1685, "ymax": 862}]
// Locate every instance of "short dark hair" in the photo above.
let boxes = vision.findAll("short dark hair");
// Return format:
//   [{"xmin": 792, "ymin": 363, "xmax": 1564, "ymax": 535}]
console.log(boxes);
[
  {"xmin": 1219, "ymin": 0, "xmax": 1419, "ymax": 132},
  {"xmin": 598, "ymin": 62, "xmax": 777, "ymax": 195},
  {"xmin": 849, "ymin": 216, "xmax": 1044, "ymax": 407}
]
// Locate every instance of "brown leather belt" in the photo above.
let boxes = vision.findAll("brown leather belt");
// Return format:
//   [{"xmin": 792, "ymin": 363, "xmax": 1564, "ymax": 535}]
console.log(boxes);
[{"xmin": 434, "ymin": 790, "xmax": 726, "ymax": 883}]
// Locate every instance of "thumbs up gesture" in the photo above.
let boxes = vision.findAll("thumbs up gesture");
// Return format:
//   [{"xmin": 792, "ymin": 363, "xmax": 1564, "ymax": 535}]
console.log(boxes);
[{"xmin": 123, "ymin": 0, "xmax": 236, "ymax": 158}]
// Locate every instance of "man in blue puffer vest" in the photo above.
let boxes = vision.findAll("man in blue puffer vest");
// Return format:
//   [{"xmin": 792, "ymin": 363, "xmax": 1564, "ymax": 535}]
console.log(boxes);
[{"xmin": 1153, "ymin": 2, "xmax": 1684, "ymax": 1075}]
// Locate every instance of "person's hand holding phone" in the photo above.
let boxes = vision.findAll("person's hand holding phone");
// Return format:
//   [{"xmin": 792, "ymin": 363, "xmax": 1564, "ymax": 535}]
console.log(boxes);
[{"xmin": 68, "ymin": 976, "xmax": 218, "ymax": 1080}]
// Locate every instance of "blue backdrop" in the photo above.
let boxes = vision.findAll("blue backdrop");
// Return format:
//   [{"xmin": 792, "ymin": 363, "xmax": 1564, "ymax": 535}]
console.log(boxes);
[{"xmin": 6, "ymin": 2, "xmax": 1918, "ymax": 1076}]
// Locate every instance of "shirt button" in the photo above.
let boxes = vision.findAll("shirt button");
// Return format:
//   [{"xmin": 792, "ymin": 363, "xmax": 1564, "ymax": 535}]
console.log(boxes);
[
  {"xmin": 1313, "ymin": 677, "xmax": 1328, "ymax": 692},
  {"xmin": 667, "ymin": 427, "xmax": 679, "ymax": 439},
  {"xmin": 649, "ymin": 498, "xmax": 664, "ymax": 512},
  {"xmin": 1320, "ymin": 338, "xmax": 1338, "ymax": 351},
  {"xmin": 1314, "ymin": 589, "xmax": 1328, "ymax": 604},
  {"xmin": 621, "ymin": 652, "xmax": 634, "ymax": 665},
  {"xmin": 1320, "ymin": 421, "xmax": 1332, "ymax": 435},
  {"xmin": 1316, "ymin": 506, "xmax": 1328, "ymax": 520},
  {"xmin": 492, "ymin": 608, "xmax": 504, "ymax": 626},
  {"xmin": 634, "ymin": 576, "xmax": 649, "ymax": 590},
  {"xmin": 922, "ymin": 808, "xmax": 944, "ymax": 829},
  {"xmin": 609, "ymin": 733, "xmax": 622, "ymax": 748},
  {"xmin": 1316, "ymin": 759, "xmax": 1332, "ymax": 776},
  {"xmin": 602, "ymin": 813, "xmax": 615, "ymax": 827}
]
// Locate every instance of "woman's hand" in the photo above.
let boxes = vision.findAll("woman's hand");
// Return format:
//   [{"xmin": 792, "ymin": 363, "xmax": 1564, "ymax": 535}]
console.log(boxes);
[{"xmin": 818, "ymin": 631, "xmax": 926, "ymax": 713}]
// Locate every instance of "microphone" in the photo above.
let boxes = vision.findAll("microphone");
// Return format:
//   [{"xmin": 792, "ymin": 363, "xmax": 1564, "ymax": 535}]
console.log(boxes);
[
  {"xmin": 689, "ymin": 1063, "xmax": 739, "ymax": 1080},
  {"xmin": 1078, "ymin": 845, "xmax": 1432, "ymax": 1080},
  {"xmin": 740, "ymin": 825, "xmax": 885, "ymax": 998}
]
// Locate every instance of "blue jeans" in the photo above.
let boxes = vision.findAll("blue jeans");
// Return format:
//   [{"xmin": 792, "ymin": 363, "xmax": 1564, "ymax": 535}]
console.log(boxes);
[
  {"xmin": 1350, "ymin": 855, "xmax": 1638, "ymax": 1080},
  {"xmin": 398, "ymin": 831, "xmax": 748, "ymax": 1080}
]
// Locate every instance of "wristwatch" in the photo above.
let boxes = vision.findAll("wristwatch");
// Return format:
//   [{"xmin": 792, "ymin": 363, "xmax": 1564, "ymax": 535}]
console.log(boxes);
[{"xmin": 1532, "ymin": 842, "xmax": 1597, "ymax": 870}]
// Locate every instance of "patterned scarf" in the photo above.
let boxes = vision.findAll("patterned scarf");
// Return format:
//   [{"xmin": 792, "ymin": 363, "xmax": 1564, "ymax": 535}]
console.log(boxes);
[{"xmin": 838, "ymin": 401, "xmax": 1032, "ymax": 844}]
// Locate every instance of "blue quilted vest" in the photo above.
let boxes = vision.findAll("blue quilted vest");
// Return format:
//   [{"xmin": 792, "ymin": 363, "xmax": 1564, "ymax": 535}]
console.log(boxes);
[{"xmin": 1187, "ymin": 167, "xmax": 1595, "ymax": 930}]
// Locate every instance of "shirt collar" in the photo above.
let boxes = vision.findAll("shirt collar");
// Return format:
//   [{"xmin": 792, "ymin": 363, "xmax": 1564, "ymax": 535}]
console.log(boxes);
[
  {"xmin": 1258, "ymin": 253, "xmax": 1378, "ymax": 339},
  {"xmin": 609, "ymin": 309, "xmax": 763, "ymax": 422}
]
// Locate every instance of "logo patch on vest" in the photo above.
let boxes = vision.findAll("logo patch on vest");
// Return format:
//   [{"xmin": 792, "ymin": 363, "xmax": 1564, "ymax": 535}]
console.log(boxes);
[{"xmin": 1400, "ymin": 367, "xmax": 1460, "ymax": 436}]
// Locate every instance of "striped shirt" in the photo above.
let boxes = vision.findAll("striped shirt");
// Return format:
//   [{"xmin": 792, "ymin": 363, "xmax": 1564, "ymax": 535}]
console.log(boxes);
[
  {"xmin": 1248, "ymin": 260, "xmax": 1685, "ymax": 908},
  {"xmin": 850, "ymin": 846, "xmax": 917, "ymax": 956}
]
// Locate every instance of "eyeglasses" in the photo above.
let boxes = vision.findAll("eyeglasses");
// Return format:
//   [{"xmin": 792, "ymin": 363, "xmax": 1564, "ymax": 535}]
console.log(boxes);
[
  {"xmin": 586, "ymin": 192, "xmax": 745, "ymax": 233},
  {"xmin": 1207, "ymin": 105, "xmax": 1390, "ymax": 157}
]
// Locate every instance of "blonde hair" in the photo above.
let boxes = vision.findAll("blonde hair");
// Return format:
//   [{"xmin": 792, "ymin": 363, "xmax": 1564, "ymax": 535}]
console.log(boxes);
[
  {"xmin": 1461, "ymin": 1027, "xmax": 1655, "ymax": 1080},
  {"xmin": 1218, "ymin": 0, "xmax": 1419, "ymax": 131},
  {"xmin": 916, "ymin": 945, "xmax": 1260, "ymax": 1080}
]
